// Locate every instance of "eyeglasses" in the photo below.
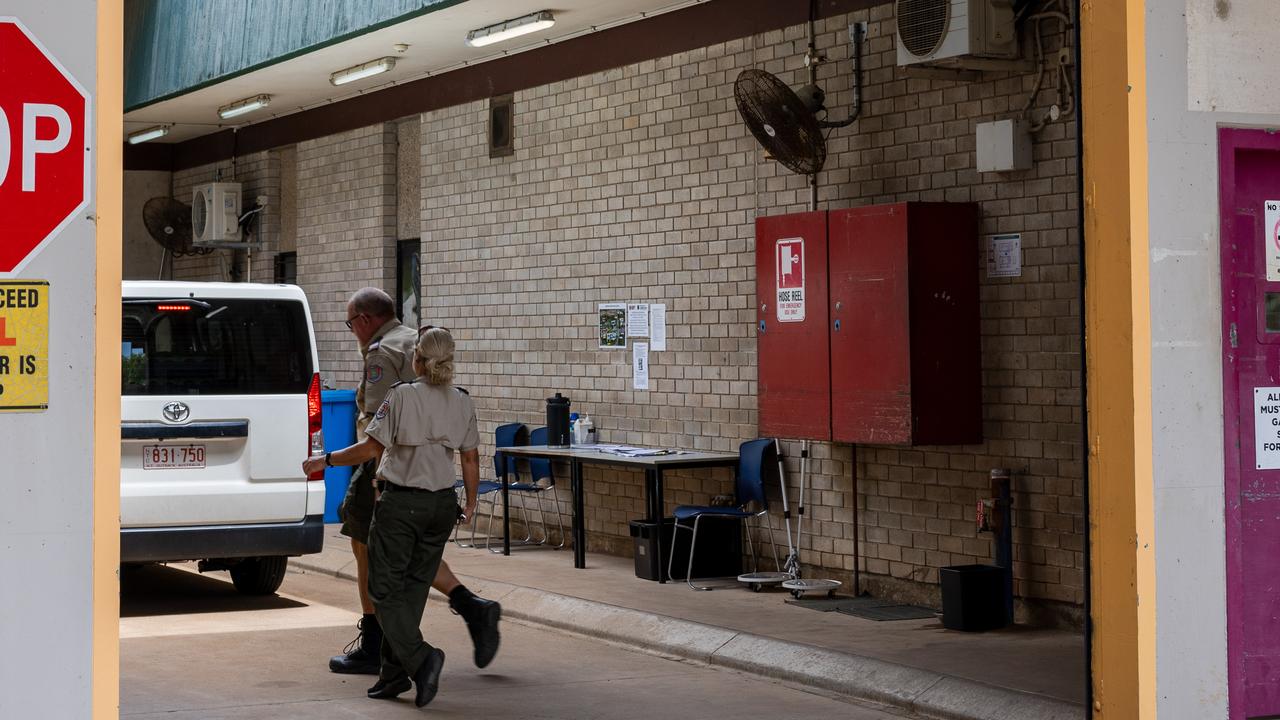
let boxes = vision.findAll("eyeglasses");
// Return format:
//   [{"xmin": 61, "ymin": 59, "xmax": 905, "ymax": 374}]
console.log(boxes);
[
  {"xmin": 418, "ymin": 324, "xmax": 450, "ymax": 337},
  {"xmin": 344, "ymin": 313, "xmax": 365, "ymax": 330}
]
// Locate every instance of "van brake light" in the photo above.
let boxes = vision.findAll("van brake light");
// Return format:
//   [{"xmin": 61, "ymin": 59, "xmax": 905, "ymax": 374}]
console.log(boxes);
[{"xmin": 307, "ymin": 373, "xmax": 324, "ymax": 480}]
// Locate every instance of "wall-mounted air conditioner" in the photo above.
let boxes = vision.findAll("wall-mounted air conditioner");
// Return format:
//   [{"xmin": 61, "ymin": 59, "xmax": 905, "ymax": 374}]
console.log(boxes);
[
  {"xmin": 192, "ymin": 182, "xmax": 242, "ymax": 245},
  {"xmin": 895, "ymin": 0, "xmax": 1019, "ymax": 68}
]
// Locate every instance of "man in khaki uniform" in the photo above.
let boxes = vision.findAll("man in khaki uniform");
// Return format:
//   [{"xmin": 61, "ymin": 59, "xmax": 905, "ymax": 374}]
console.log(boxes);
[{"xmin": 328, "ymin": 287, "xmax": 500, "ymax": 675}]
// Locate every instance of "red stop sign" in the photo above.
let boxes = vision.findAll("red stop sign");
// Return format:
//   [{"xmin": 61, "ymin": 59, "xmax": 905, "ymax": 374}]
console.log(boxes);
[{"xmin": 0, "ymin": 18, "xmax": 89, "ymax": 274}]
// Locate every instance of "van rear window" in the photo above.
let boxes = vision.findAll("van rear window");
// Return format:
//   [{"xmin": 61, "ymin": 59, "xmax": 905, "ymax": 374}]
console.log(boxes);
[{"xmin": 122, "ymin": 299, "xmax": 313, "ymax": 396}]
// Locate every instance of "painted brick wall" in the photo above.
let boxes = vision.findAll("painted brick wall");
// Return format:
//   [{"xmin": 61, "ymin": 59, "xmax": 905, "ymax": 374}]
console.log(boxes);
[
  {"xmin": 295, "ymin": 123, "xmax": 399, "ymax": 389},
  {"xmin": 418, "ymin": 6, "xmax": 1082, "ymax": 622}
]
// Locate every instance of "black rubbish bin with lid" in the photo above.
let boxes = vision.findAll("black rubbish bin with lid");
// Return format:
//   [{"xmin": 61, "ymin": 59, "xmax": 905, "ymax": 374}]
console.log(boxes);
[
  {"xmin": 628, "ymin": 517, "xmax": 743, "ymax": 582},
  {"xmin": 940, "ymin": 564, "xmax": 1008, "ymax": 631}
]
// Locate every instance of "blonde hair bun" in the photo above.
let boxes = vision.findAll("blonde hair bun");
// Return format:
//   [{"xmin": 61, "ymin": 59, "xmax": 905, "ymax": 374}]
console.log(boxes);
[{"xmin": 416, "ymin": 328, "xmax": 455, "ymax": 385}]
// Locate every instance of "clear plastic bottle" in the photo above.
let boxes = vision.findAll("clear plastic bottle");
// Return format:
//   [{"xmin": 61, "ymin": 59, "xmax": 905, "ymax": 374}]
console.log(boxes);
[{"xmin": 580, "ymin": 414, "xmax": 594, "ymax": 445}]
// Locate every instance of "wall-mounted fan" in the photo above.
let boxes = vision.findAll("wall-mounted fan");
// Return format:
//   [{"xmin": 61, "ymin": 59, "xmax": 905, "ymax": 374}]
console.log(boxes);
[
  {"xmin": 734, "ymin": 3, "xmax": 865, "ymax": 181},
  {"xmin": 142, "ymin": 197, "xmax": 197, "ymax": 255},
  {"xmin": 735, "ymin": 70, "xmax": 829, "ymax": 175}
]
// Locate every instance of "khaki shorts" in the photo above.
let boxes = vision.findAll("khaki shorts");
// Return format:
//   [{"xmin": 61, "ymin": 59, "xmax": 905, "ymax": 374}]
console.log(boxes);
[{"xmin": 338, "ymin": 460, "xmax": 377, "ymax": 544}]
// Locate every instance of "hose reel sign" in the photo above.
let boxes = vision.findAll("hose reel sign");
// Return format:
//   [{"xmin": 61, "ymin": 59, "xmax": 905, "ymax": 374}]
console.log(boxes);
[{"xmin": 776, "ymin": 237, "xmax": 805, "ymax": 322}]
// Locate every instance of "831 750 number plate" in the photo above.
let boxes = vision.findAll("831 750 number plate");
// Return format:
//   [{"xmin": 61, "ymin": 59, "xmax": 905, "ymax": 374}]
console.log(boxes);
[{"xmin": 143, "ymin": 444, "xmax": 206, "ymax": 469}]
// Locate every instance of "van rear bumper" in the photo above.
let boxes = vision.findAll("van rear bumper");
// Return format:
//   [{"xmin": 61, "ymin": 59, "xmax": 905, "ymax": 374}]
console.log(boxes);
[{"xmin": 121, "ymin": 514, "xmax": 324, "ymax": 563}]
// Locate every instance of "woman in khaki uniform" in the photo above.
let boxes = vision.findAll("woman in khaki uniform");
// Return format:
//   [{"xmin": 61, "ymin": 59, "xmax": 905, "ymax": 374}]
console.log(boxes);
[{"xmin": 304, "ymin": 328, "xmax": 480, "ymax": 707}]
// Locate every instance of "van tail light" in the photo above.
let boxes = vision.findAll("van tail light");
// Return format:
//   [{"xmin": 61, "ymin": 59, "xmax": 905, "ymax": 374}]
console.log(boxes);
[{"xmin": 307, "ymin": 373, "xmax": 325, "ymax": 481}]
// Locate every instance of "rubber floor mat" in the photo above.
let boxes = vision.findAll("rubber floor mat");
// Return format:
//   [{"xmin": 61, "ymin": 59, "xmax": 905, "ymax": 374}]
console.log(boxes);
[
  {"xmin": 836, "ymin": 603, "xmax": 938, "ymax": 621},
  {"xmin": 783, "ymin": 596, "xmax": 892, "ymax": 613}
]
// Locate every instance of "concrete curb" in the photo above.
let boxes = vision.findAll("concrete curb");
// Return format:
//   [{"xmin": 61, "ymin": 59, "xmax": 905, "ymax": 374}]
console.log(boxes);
[{"xmin": 292, "ymin": 556, "xmax": 1081, "ymax": 720}]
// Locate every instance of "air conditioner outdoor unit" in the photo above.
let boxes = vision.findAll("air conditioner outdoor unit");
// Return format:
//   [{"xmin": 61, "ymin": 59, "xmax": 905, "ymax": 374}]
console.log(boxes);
[
  {"xmin": 192, "ymin": 182, "xmax": 242, "ymax": 245},
  {"xmin": 895, "ymin": 0, "xmax": 1019, "ymax": 68}
]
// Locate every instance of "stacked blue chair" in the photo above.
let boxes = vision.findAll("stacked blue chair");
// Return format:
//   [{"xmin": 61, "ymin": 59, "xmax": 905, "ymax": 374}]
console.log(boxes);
[
  {"xmin": 490, "ymin": 426, "xmax": 565, "ymax": 550},
  {"xmin": 667, "ymin": 438, "xmax": 782, "ymax": 590},
  {"xmin": 455, "ymin": 422, "xmax": 528, "ymax": 549}
]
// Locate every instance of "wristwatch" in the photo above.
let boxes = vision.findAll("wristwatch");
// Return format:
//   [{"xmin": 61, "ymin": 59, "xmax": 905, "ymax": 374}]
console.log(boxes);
[{"xmin": 325, "ymin": 452, "xmax": 333, "ymax": 467}]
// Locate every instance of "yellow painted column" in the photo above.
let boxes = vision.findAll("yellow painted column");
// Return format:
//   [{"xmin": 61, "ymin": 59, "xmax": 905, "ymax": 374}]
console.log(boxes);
[
  {"xmin": 94, "ymin": 1, "xmax": 123, "ymax": 718},
  {"xmin": 1080, "ymin": 0, "xmax": 1155, "ymax": 718}
]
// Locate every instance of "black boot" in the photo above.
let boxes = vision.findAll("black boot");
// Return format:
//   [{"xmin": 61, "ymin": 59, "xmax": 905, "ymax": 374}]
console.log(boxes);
[
  {"xmin": 329, "ymin": 615, "xmax": 382, "ymax": 675},
  {"xmin": 448, "ymin": 585, "xmax": 501, "ymax": 668}
]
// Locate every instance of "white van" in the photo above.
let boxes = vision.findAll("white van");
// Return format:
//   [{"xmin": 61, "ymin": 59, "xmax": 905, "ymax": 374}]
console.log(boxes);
[{"xmin": 120, "ymin": 281, "xmax": 325, "ymax": 594}]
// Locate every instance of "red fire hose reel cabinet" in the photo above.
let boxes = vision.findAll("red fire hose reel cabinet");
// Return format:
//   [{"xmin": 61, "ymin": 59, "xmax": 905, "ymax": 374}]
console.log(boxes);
[{"xmin": 756, "ymin": 202, "xmax": 981, "ymax": 446}]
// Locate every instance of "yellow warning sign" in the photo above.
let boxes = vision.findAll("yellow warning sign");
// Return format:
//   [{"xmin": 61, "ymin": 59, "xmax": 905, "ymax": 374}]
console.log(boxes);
[{"xmin": 0, "ymin": 281, "xmax": 48, "ymax": 412}]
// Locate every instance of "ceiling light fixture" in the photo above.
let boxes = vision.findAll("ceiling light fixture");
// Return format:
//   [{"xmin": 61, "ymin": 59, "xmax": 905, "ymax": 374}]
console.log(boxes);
[
  {"xmin": 127, "ymin": 125, "xmax": 170, "ymax": 144},
  {"xmin": 217, "ymin": 94, "xmax": 272, "ymax": 120},
  {"xmin": 466, "ymin": 10, "xmax": 556, "ymax": 48},
  {"xmin": 330, "ymin": 57, "xmax": 397, "ymax": 86}
]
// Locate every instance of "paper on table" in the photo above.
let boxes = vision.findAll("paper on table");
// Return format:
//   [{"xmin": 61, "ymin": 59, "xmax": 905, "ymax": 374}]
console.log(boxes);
[
  {"xmin": 627, "ymin": 303, "xmax": 650, "ymax": 337},
  {"xmin": 650, "ymin": 303, "xmax": 666, "ymax": 351},
  {"xmin": 633, "ymin": 342, "xmax": 649, "ymax": 390}
]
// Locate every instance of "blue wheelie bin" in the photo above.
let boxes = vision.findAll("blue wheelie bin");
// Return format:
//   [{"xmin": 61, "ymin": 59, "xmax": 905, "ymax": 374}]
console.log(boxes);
[{"xmin": 320, "ymin": 389, "xmax": 357, "ymax": 523}]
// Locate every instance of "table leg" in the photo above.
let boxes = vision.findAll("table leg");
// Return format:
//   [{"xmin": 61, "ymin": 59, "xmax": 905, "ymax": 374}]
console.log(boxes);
[
  {"xmin": 501, "ymin": 456, "xmax": 510, "ymax": 556},
  {"xmin": 572, "ymin": 459, "xmax": 585, "ymax": 569},
  {"xmin": 654, "ymin": 468, "xmax": 666, "ymax": 584}
]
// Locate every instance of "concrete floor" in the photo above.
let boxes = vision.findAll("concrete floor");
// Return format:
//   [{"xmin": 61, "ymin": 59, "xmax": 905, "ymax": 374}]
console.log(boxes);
[
  {"xmin": 359, "ymin": 528, "xmax": 1086, "ymax": 705},
  {"xmin": 120, "ymin": 563, "xmax": 914, "ymax": 720}
]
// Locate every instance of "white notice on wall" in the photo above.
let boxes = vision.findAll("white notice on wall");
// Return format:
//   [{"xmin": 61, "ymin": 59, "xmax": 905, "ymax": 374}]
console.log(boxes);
[
  {"xmin": 627, "ymin": 303, "xmax": 650, "ymax": 337},
  {"xmin": 1256, "ymin": 387, "xmax": 1280, "ymax": 469},
  {"xmin": 1266, "ymin": 201, "xmax": 1280, "ymax": 281},
  {"xmin": 633, "ymin": 342, "xmax": 650, "ymax": 390},
  {"xmin": 987, "ymin": 234, "xmax": 1022, "ymax": 278},
  {"xmin": 651, "ymin": 304, "xmax": 667, "ymax": 351}
]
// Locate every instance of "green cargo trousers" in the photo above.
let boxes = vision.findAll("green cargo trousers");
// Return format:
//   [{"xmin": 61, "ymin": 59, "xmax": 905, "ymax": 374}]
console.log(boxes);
[{"xmin": 366, "ymin": 485, "xmax": 457, "ymax": 682}]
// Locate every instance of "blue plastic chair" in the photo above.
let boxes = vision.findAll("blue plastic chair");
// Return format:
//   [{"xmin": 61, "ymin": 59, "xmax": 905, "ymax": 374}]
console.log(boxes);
[
  {"xmin": 496, "ymin": 427, "xmax": 565, "ymax": 549},
  {"xmin": 667, "ymin": 438, "xmax": 782, "ymax": 590},
  {"xmin": 455, "ymin": 422, "xmax": 527, "ymax": 549}
]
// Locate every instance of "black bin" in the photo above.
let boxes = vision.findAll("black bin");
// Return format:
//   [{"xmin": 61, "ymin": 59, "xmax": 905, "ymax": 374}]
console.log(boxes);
[
  {"xmin": 629, "ymin": 517, "xmax": 743, "ymax": 582},
  {"xmin": 940, "ymin": 564, "xmax": 1008, "ymax": 631}
]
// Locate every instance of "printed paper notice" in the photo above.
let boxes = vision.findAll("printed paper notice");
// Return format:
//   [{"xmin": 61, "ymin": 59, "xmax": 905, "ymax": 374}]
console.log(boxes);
[
  {"xmin": 1266, "ymin": 201, "xmax": 1280, "ymax": 281},
  {"xmin": 1257, "ymin": 387, "xmax": 1280, "ymax": 469},
  {"xmin": 650, "ymin": 304, "xmax": 667, "ymax": 351},
  {"xmin": 987, "ymin": 234, "xmax": 1022, "ymax": 278},
  {"xmin": 776, "ymin": 238, "xmax": 805, "ymax": 322},
  {"xmin": 633, "ymin": 342, "xmax": 650, "ymax": 390},
  {"xmin": 0, "ymin": 281, "xmax": 49, "ymax": 412},
  {"xmin": 599, "ymin": 303, "xmax": 626, "ymax": 349},
  {"xmin": 627, "ymin": 303, "xmax": 650, "ymax": 337}
]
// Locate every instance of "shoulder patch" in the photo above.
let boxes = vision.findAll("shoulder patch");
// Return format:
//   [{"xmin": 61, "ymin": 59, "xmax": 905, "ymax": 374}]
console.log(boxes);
[
  {"xmin": 367, "ymin": 364, "xmax": 384, "ymax": 384},
  {"xmin": 374, "ymin": 398, "xmax": 391, "ymax": 421}
]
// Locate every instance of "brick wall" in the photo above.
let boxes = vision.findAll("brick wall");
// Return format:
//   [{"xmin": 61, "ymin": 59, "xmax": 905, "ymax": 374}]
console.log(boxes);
[
  {"xmin": 295, "ymin": 123, "xmax": 399, "ymax": 389},
  {"xmin": 418, "ymin": 6, "xmax": 1082, "ymax": 623}
]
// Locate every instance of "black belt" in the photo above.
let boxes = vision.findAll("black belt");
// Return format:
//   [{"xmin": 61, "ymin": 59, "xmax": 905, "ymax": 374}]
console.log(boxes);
[{"xmin": 377, "ymin": 481, "xmax": 447, "ymax": 494}]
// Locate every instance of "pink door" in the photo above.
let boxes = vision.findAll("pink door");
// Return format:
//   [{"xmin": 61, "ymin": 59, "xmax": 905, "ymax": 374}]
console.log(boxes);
[{"xmin": 1220, "ymin": 127, "xmax": 1280, "ymax": 718}]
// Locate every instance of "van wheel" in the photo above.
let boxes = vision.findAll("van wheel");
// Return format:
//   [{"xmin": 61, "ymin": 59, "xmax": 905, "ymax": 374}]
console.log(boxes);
[{"xmin": 230, "ymin": 556, "xmax": 288, "ymax": 595}]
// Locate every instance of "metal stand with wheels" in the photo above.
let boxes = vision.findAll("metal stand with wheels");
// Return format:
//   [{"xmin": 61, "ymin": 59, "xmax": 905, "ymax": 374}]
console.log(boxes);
[{"xmin": 780, "ymin": 440, "xmax": 842, "ymax": 599}]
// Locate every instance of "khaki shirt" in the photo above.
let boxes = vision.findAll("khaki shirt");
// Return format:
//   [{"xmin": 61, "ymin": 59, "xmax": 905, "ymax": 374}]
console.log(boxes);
[
  {"xmin": 356, "ymin": 319, "xmax": 418, "ymax": 436},
  {"xmin": 364, "ymin": 381, "xmax": 479, "ymax": 491}
]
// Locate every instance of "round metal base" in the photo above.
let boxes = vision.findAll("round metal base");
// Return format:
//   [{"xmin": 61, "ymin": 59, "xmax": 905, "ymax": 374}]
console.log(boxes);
[
  {"xmin": 737, "ymin": 571, "xmax": 791, "ymax": 593},
  {"xmin": 782, "ymin": 578, "xmax": 843, "ymax": 598}
]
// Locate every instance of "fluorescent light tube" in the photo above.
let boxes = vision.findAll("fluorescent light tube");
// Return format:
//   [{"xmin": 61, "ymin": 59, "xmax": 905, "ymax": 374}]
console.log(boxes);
[
  {"xmin": 217, "ymin": 94, "xmax": 272, "ymax": 120},
  {"xmin": 127, "ymin": 125, "xmax": 169, "ymax": 144},
  {"xmin": 330, "ymin": 57, "xmax": 397, "ymax": 86},
  {"xmin": 466, "ymin": 10, "xmax": 555, "ymax": 48}
]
